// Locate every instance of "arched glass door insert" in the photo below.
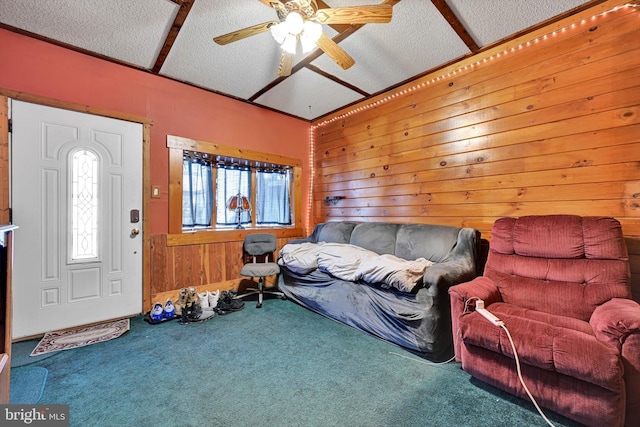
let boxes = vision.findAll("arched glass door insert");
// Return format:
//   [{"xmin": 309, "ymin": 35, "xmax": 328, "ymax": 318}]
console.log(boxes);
[{"xmin": 70, "ymin": 148, "xmax": 99, "ymax": 260}]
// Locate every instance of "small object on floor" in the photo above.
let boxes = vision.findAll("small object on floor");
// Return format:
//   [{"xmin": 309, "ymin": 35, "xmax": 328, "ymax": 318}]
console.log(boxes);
[
  {"xmin": 179, "ymin": 301, "xmax": 215, "ymax": 324},
  {"xmin": 215, "ymin": 290, "xmax": 245, "ymax": 315},
  {"xmin": 200, "ymin": 290, "xmax": 221, "ymax": 312},
  {"xmin": 208, "ymin": 290, "xmax": 220, "ymax": 309},
  {"xmin": 150, "ymin": 302, "xmax": 164, "ymax": 322},
  {"xmin": 164, "ymin": 300, "xmax": 175, "ymax": 318},
  {"xmin": 199, "ymin": 291, "xmax": 210, "ymax": 308},
  {"xmin": 143, "ymin": 310, "xmax": 176, "ymax": 324},
  {"xmin": 174, "ymin": 287, "xmax": 189, "ymax": 316},
  {"xmin": 144, "ymin": 299, "xmax": 177, "ymax": 324},
  {"xmin": 186, "ymin": 286, "xmax": 199, "ymax": 307}
]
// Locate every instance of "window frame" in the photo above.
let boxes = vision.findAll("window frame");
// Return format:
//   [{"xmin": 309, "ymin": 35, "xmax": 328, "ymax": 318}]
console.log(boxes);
[{"xmin": 167, "ymin": 135, "xmax": 303, "ymax": 245}]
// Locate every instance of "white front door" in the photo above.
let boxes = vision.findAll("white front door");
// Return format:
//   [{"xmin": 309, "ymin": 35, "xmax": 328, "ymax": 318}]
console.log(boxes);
[{"xmin": 11, "ymin": 100, "xmax": 143, "ymax": 339}]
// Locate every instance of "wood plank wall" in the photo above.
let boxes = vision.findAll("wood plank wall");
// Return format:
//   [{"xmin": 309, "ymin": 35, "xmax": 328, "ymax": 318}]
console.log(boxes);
[
  {"xmin": 149, "ymin": 234, "xmax": 302, "ymax": 297},
  {"xmin": 311, "ymin": 5, "xmax": 640, "ymax": 298}
]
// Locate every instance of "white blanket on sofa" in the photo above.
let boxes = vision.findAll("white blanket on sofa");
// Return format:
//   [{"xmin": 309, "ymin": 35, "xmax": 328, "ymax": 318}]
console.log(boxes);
[{"xmin": 278, "ymin": 242, "xmax": 433, "ymax": 293}]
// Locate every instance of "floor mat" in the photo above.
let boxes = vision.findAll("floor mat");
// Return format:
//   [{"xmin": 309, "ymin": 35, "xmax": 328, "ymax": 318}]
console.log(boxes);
[{"xmin": 30, "ymin": 318, "xmax": 130, "ymax": 356}]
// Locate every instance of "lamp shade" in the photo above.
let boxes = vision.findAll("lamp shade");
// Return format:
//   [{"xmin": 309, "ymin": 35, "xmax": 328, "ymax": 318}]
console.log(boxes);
[
  {"xmin": 300, "ymin": 21, "xmax": 322, "ymax": 53},
  {"xmin": 270, "ymin": 22, "xmax": 288, "ymax": 44},
  {"xmin": 281, "ymin": 33, "xmax": 297, "ymax": 54},
  {"xmin": 284, "ymin": 11, "xmax": 304, "ymax": 35},
  {"xmin": 226, "ymin": 193, "xmax": 251, "ymax": 211}
]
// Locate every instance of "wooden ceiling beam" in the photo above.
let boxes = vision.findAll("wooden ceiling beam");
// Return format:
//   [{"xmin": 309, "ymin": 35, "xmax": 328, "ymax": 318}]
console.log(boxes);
[
  {"xmin": 430, "ymin": 0, "xmax": 479, "ymax": 53},
  {"xmin": 151, "ymin": 0, "xmax": 196, "ymax": 73}
]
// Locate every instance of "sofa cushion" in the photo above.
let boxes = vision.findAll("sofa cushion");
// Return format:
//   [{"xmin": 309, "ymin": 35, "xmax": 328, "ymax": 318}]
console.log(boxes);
[
  {"xmin": 316, "ymin": 222, "xmax": 358, "ymax": 244},
  {"xmin": 460, "ymin": 302, "xmax": 624, "ymax": 392},
  {"xmin": 350, "ymin": 223, "xmax": 399, "ymax": 255},
  {"xmin": 395, "ymin": 223, "xmax": 461, "ymax": 263}
]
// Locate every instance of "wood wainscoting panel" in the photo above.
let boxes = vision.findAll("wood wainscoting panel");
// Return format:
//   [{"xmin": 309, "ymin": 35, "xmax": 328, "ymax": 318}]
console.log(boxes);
[{"xmin": 149, "ymin": 233, "xmax": 304, "ymax": 308}]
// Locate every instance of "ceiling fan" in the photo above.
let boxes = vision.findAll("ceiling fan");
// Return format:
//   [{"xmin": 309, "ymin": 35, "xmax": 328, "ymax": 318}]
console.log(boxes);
[{"xmin": 213, "ymin": 0, "xmax": 392, "ymax": 76}]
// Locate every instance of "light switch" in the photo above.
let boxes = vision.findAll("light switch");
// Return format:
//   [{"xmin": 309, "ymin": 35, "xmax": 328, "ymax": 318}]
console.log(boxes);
[{"xmin": 152, "ymin": 186, "xmax": 161, "ymax": 198}]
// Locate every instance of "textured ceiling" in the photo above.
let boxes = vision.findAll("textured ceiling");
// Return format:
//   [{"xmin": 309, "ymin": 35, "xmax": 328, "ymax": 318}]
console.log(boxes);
[{"xmin": 0, "ymin": 0, "xmax": 596, "ymax": 121}]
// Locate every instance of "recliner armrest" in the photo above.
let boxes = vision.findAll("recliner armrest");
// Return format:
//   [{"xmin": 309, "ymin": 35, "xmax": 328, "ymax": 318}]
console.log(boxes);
[
  {"xmin": 448, "ymin": 277, "xmax": 502, "ymax": 361},
  {"xmin": 590, "ymin": 298, "xmax": 640, "ymax": 350},
  {"xmin": 590, "ymin": 298, "xmax": 640, "ymax": 425},
  {"xmin": 448, "ymin": 276, "xmax": 502, "ymax": 307}
]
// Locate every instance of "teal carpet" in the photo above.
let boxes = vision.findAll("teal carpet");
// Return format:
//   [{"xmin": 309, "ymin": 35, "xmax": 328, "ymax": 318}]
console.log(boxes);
[
  {"xmin": 11, "ymin": 299, "xmax": 583, "ymax": 427},
  {"xmin": 10, "ymin": 366, "xmax": 48, "ymax": 404}
]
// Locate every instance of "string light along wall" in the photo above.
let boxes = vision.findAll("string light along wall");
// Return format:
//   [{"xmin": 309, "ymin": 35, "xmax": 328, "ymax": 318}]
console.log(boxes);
[
  {"xmin": 307, "ymin": 124, "xmax": 315, "ymax": 232},
  {"xmin": 312, "ymin": 3, "xmax": 639, "ymax": 130},
  {"xmin": 306, "ymin": 2, "xmax": 638, "ymax": 227}
]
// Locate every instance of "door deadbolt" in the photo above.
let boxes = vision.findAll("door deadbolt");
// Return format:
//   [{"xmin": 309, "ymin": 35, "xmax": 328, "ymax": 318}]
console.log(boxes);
[{"xmin": 130, "ymin": 209, "xmax": 140, "ymax": 223}]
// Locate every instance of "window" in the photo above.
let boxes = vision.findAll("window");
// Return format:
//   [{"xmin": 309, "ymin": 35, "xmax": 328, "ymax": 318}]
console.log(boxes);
[
  {"xmin": 70, "ymin": 149, "xmax": 99, "ymax": 260},
  {"xmin": 215, "ymin": 164, "xmax": 251, "ymax": 227},
  {"xmin": 167, "ymin": 135, "xmax": 303, "ymax": 241},
  {"xmin": 256, "ymin": 169, "xmax": 291, "ymax": 225},
  {"xmin": 181, "ymin": 157, "xmax": 292, "ymax": 229},
  {"xmin": 182, "ymin": 153, "xmax": 213, "ymax": 228}
]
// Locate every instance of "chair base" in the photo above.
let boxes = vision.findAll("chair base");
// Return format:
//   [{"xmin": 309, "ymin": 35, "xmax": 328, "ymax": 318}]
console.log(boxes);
[{"xmin": 237, "ymin": 278, "xmax": 285, "ymax": 308}]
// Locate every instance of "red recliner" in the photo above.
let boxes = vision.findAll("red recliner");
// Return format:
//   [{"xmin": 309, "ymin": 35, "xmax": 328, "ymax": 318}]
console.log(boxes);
[{"xmin": 449, "ymin": 215, "xmax": 640, "ymax": 427}]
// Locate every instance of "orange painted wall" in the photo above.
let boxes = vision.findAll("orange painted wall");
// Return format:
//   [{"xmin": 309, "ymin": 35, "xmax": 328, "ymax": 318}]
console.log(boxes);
[{"xmin": 0, "ymin": 29, "xmax": 311, "ymax": 235}]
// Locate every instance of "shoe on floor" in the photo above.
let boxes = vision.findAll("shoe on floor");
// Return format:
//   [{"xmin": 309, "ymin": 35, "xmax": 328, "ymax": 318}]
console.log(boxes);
[
  {"xmin": 185, "ymin": 286, "xmax": 199, "ymax": 308},
  {"xmin": 215, "ymin": 291, "xmax": 244, "ymax": 315},
  {"xmin": 174, "ymin": 287, "xmax": 188, "ymax": 316},
  {"xmin": 179, "ymin": 309, "xmax": 215, "ymax": 324},
  {"xmin": 164, "ymin": 300, "xmax": 175, "ymax": 318},
  {"xmin": 208, "ymin": 290, "xmax": 220, "ymax": 308},
  {"xmin": 178, "ymin": 301, "xmax": 215, "ymax": 324},
  {"xmin": 199, "ymin": 291, "xmax": 210, "ymax": 308},
  {"xmin": 150, "ymin": 302, "xmax": 164, "ymax": 322}
]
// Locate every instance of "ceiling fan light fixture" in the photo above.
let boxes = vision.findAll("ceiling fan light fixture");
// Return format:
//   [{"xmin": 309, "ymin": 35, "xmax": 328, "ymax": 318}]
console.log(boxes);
[
  {"xmin": 284, "ymin": 11, "xmax": 305, "ymax": 35},
  {"xmin": 281, "ymin": 33, "xmax": 298, "ymax": 54},
  {"xmin": 270, "ymin": 22, "xmax": 288, "ymax": 44},
  {"xmin": 300, "ymin": 21, "xmax": 322, "ymax": 53},
  {"xmin": 215, "ymin": 1, "xmax": 394, "ymax": 75}
]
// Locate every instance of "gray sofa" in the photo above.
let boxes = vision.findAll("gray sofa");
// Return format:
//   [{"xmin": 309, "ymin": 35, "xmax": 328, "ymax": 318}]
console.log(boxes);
[{"xmin": 278, "ymin": 222, "xmax": 480, "ymax": 361}]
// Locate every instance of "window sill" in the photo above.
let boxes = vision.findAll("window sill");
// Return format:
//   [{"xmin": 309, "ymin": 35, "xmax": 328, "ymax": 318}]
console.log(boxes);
[{"xmin": 166, "ymin": 227, "xmax": 305, "ymax": 246}]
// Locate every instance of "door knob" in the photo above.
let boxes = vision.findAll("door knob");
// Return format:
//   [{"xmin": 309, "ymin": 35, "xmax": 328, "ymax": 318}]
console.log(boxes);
[{"xmin": 130, "ymin": 228, "xmax": 140, "ymax": 237}]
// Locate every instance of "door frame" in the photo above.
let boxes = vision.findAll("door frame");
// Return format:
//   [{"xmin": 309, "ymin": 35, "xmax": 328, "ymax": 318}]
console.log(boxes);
[{"xmin": 0, "ymin": 89, "xmax": 153, "ymax": 316}]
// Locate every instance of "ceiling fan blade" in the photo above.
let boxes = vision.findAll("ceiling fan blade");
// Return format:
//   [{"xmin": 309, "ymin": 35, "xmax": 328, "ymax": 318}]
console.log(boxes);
[
  {"xmin": 213, "ymin": 21, "xmax": 278, "ymax": 45},
  {"xmin": 315, "ymin": 33, "xmax": 355, "ymax": 70},
  {"xmin": 277, "ymin": 51, "xmax": 293, "ymax": 77},
  {"xmin": 315, "ymin": 0, "xmax": 350, "ymax": 33},
  {"xmin": 314, "ymin": 5, "xmax": 392, "ymax": 24},
  {"xmin": 258, "ymin": 0, "xmax": 283, "ymax": 8},
  {"xmin": 259, "ymin": 0, "xmax": 287, "ymax": 19}
]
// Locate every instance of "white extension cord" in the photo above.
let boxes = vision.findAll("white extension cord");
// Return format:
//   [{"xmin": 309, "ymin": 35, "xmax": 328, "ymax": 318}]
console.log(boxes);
[{"xmin": 474, "ymin": 299, "xmax": 557, "ymax": 427}]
